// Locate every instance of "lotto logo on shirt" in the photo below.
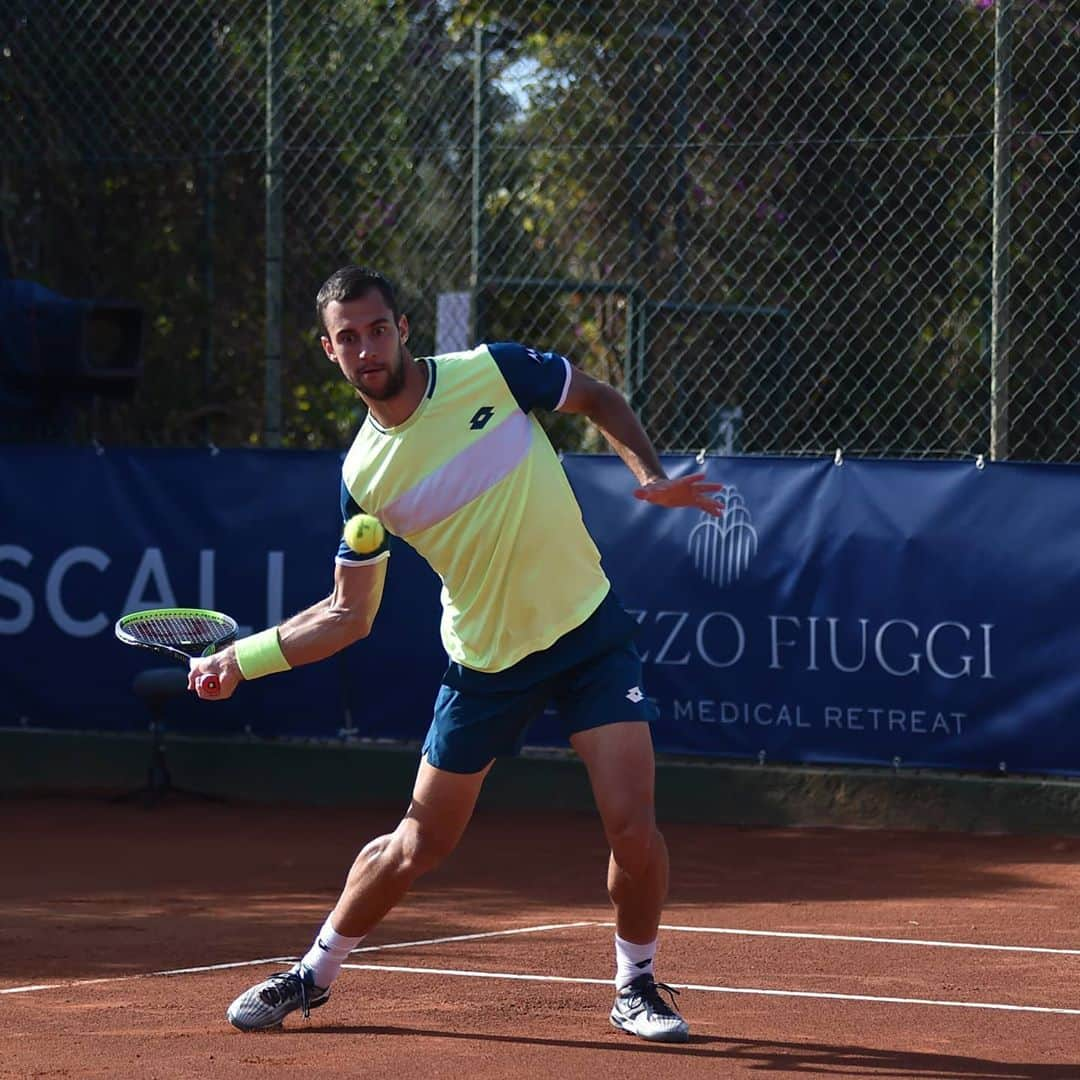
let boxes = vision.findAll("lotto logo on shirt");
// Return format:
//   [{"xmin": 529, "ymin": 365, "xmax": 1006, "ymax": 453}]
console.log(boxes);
[{"xmin": 469, "ymin": 406, "xmax": 495, "ymax": 430}]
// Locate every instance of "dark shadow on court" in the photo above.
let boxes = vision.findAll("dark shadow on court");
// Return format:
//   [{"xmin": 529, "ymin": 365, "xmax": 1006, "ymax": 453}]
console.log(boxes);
[{"xmin": 305, "ymin": 1026, "xmax": 1080, "ymax": 1079}]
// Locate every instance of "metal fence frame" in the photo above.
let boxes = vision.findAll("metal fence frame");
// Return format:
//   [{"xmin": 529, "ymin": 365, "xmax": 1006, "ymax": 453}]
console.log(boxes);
[{"xmin": 3, "ymin": 1, "xmax": 1076, "ymax": 460}]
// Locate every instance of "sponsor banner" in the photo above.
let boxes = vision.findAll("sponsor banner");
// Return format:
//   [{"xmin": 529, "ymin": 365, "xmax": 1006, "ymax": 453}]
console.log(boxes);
[
  {"xmin": 561, "ymin": 454, "xmax": 1080, "ymax": 774},
  {"xmin": 3, "ymin": 447, "xmax": 1079, "ymax": 775},
  {"xmin": 0, "ymin": 446, "xmax": 445, "ymax": 741}
]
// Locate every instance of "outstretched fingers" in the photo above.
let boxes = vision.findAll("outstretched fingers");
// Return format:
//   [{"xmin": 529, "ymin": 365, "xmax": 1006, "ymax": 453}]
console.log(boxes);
[{"xmin": 633, "ymin": 472, "xmax": 725, "ymax": 515}]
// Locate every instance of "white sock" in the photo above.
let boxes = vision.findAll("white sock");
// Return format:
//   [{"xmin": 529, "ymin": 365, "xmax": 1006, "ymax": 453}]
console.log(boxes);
[
  {"xmin": 299, "ymin": 916, "xmax": 364, "ymax": 988},
  {"xmin": 615, "ymin": 933, "xmax": 657, "ymax": 990}
]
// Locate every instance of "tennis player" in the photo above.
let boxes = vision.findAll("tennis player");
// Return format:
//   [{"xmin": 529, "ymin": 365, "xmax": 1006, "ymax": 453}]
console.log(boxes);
[{"xmin": 189, "ymin": 266, "xmax": 723, "ymax": 1043}]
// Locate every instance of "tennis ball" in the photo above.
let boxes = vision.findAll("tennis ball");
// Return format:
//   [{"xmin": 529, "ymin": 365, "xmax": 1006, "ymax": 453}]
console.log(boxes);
[{"xmin": 343, "ymin": 513, "xmax": 385, "ymax": 554}]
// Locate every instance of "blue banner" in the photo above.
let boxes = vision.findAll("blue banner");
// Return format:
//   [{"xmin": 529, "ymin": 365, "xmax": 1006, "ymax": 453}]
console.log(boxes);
[
  {"xmin": 562, "ymin": 454, "xmax": 1080, "ymax": 775},
  {"xmin": 2, "ymin": 447, "xmax": 1079, "ymax": 775},
  {"xmin": 0, "ymin": 446, "xmax": 445, "ymax": 742}
]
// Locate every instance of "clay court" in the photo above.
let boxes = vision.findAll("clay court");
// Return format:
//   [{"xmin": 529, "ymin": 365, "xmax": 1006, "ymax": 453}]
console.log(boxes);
[{"xmin": 3, "ymin": 795, "xmax": 1079, "ymax": 1078}]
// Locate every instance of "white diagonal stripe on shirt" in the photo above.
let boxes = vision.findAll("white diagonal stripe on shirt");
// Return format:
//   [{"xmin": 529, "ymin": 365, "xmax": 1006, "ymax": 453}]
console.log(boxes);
[{"xmin": 380, "ymin": 409, "xmax": 532, "ymax": 537}]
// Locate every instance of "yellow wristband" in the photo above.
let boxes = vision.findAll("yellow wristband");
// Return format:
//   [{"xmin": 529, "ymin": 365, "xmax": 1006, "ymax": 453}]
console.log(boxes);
[{"xmin": 234, "ymin": 627, "xmax": 292, "ymax": 680}]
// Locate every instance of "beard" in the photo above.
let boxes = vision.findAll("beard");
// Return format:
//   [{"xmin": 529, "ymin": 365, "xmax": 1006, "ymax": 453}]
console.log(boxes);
[{"xmin": 349, "ymin": 343, "xmax": 408, "ymax": 401}]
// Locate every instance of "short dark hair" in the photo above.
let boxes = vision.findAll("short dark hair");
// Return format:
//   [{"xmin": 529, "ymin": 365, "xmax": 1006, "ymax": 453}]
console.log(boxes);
[{"xmin": 316, "ymin": 266, "xmax": 401, "ymax": 335}]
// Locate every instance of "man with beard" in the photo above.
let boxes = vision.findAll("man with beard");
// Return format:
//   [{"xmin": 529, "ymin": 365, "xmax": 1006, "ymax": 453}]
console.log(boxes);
[{"xmin": 190, "ymin": 265, "xmax": 723, "ymax": 1042}]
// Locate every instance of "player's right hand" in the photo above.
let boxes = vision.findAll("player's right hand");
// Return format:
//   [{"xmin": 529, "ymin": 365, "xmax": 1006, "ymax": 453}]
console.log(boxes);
[{"xmin": 188, "ymin": 650, "xmax": 243, "ymax": 700}]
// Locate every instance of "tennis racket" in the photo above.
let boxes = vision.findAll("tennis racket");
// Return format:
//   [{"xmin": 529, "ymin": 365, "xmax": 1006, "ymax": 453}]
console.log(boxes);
[{"xmin": 115, "ymin": 608, "xmax": 239, "ymax": 696}]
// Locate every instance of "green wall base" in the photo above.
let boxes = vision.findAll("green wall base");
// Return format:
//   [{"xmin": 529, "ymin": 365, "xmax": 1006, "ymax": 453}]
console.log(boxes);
[{"xmin": 3, "ymin": 729, "xmax": 1080, "ymax": 835}]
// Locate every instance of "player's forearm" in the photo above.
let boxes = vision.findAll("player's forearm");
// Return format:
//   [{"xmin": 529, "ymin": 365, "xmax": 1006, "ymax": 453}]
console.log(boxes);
[
  {"xmin": 584, "ymin": 383, "xmax": 667, "ymax": 487},
  {"xmin": 217, "ymin": 596, "xmax": 370, "ymax": 685},
  {"xmin": 274, "ymin": 595, "xmax": 373, "ymax": 667}
]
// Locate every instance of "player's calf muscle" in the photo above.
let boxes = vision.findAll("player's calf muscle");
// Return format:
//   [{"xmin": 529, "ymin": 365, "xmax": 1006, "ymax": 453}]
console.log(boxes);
[
  {"xmin": 330, "ymin": 834, "xmax": 426, "ymax": 936},
  {"xmin": 610, "ymin": 824, "xmax": 663, "ymax": 881},
  {"xmin": 347, "ymin": 822, "xmax": 453, "ymax": 891}
]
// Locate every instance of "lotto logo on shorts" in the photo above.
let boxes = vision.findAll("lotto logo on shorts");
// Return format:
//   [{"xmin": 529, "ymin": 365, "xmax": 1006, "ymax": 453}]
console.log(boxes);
[{"xmin": 626, "ymin": 686, "xmax": 644, "ymax": 703}]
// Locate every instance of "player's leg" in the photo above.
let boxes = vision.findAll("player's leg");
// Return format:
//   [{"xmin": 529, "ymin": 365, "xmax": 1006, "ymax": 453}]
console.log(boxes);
[
  {"xmin": 563, "ymin": 648, "xmax": 688, "ymax": 1042},
  {"xmin": 225, "ymin": 677, "xmax": 542, "ymax": 1033},
  {"xmin": 225, "ymin": 754, "xmax": 490, "ymax": 1032},
  {"xmin": 327, "ymin": 754, "xmax": 492, "ymax": 937},
  {"xmin": 570, "ymin": 720, "xmax": 667, "ymax": 945}
]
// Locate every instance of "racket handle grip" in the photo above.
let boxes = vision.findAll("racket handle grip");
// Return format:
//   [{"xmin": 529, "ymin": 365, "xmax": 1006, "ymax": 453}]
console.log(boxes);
[{"xmin": 196, "ymin": 673, "xmax": 220, "ymax": 697}]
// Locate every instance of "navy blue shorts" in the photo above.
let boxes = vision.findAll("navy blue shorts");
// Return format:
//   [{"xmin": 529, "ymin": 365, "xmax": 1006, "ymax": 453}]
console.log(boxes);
[{"xmin": 422, "ymin": 641, "xmax": 656, "ymax": 774}]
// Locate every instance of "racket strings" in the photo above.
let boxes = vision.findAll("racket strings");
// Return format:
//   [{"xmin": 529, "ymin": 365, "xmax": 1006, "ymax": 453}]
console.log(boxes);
[{"xmin": 127, "ymin": 613, "xmax": 230, "ymax": 647}]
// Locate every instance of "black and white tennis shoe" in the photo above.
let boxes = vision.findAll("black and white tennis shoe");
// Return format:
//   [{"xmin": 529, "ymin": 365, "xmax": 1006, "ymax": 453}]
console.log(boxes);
[
  {"xmin": 609, "ymin": 974, "xmax": 689, "ymax": 1042},
  {"xmin": 226, "ymin": 965, "xmax": 330, "ymax": 1031}
]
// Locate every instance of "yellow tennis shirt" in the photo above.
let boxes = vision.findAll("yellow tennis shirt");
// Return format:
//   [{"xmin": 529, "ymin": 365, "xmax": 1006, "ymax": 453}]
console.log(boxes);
[{"xmin": 339, "ymin": 343, "xmax": 611, "ymax": 673}]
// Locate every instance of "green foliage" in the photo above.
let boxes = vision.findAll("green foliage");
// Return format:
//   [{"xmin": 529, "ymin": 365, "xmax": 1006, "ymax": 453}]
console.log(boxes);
[{"xmin": 3, "ymin": 0, "xmax": 1075, "ymax": 458}]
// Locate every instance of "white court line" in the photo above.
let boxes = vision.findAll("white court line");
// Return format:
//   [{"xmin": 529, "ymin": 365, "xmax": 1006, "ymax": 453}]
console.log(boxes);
[
  {"xmin": 0, "ymin": 956, "xmax": 299, "ymax": 996},
  {"xmin": 7, "ymin": 919, "xmax": 1080, "ymax": 1016},
  {"xmin": 349, "ymin": 922, "xmax": 594, "ymax": 954},
  {"xmin": 0, "ymin": 923, "xmax": 589, "ymax": 997},
  {"xmin": 629, "ymin": 923, "xmax": 1080, "ymax": 957},
  {"xmin": 342, "ymin": 962, "xmax": 1080, "ymax": 1016}
]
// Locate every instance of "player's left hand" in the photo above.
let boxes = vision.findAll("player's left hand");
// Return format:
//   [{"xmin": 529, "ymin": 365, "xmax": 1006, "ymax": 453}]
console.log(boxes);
[{"xmin": 634, "ymin": 472, "xmax": 724, "ymax": 516}]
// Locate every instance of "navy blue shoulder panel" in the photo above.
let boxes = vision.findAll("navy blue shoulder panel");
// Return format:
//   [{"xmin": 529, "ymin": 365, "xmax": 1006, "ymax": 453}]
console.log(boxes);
[{"xmin": 486, "ymin": 341, "xmax": 571, "ymax": 413}]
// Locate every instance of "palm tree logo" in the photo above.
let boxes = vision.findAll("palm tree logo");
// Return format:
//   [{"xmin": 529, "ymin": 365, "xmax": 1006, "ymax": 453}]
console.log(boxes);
[{"xmin": 688, "ymin": 486, "xmax": 757, "ymax": 589}]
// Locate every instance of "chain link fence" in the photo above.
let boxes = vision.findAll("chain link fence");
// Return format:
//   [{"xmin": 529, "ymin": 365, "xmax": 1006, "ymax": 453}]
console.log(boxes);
[{"xmin": 3, "ymin": 1, "xmax": 1076, "ymax": 459}]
